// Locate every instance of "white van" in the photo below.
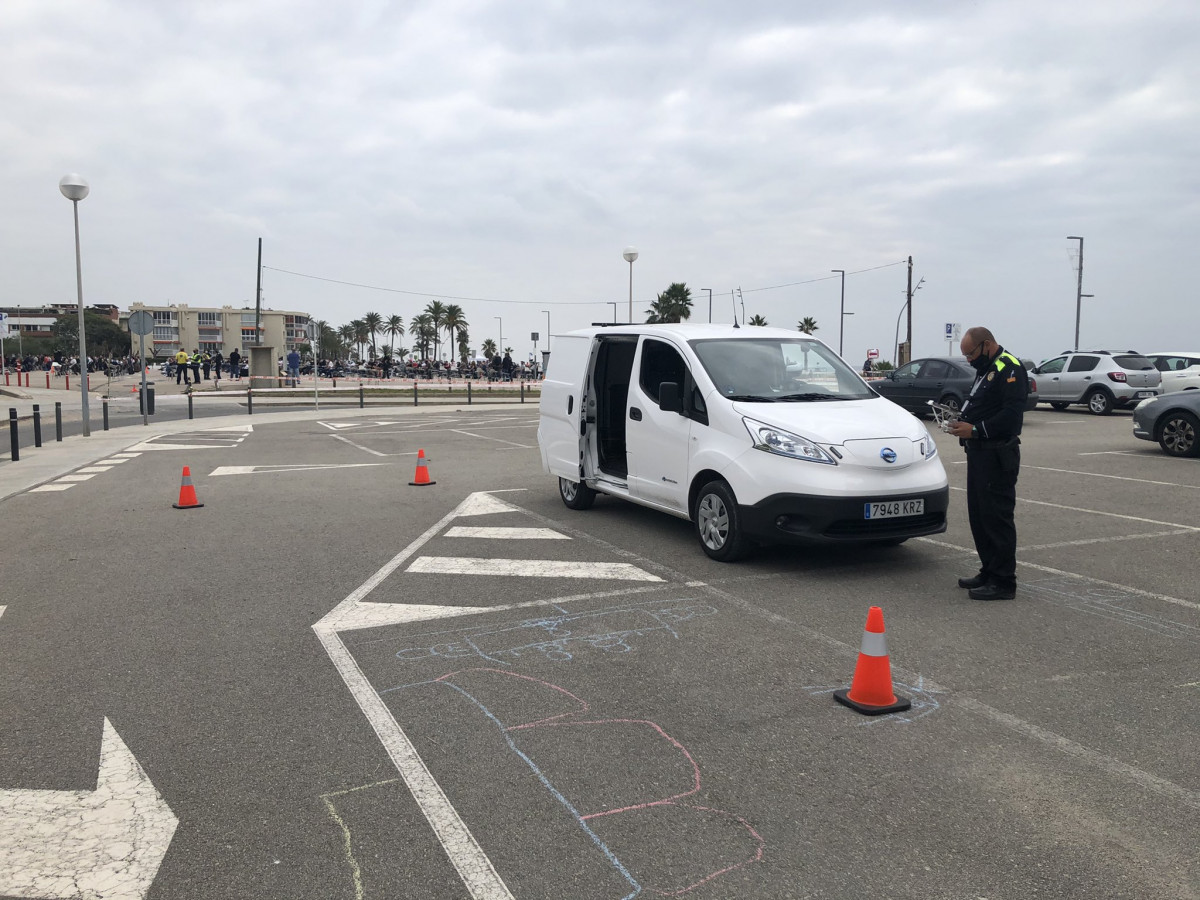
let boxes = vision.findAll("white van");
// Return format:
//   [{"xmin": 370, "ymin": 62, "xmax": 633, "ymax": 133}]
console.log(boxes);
[{"xmin": 537, "ymin": 324, "xmax": 949, "ymax": 561}]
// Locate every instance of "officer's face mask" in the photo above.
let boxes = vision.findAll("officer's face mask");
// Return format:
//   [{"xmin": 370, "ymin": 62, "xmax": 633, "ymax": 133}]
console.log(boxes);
[{"xmin": 966, "ymin": 341, "xmax": 991, "ymax": 373}]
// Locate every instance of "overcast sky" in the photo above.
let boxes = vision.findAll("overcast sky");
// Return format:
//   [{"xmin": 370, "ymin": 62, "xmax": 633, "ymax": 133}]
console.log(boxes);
[{"xmin": 4, "ymin": 0, "xmax": 1197, "ymax": 364}]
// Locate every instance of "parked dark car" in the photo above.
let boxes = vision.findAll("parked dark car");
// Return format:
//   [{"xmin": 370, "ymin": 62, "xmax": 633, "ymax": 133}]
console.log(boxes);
[
  {"xmin": 1132, "ymin": 390, "xmax": 1200, "ymax": 457},
  {"xmin": 871, "ymin": 357, "xmax": 978, "ymax": 415}
]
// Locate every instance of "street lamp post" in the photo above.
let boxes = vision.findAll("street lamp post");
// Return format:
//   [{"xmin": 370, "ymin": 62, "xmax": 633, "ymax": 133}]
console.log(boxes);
[
  {"xmin": 622, "ymin": 247, "xmax": 638, "ymax": 323},
  {"xmin": 540, "ymin": 310, "xmax": 550, "ymax": 353},
  {"xmin": 59, "ymin": 174, "xmax": 91, "ymax": 436},
  {"xmin": 702, "ymin": 288, "xmax": 713, "ymax": 323},
  {"xmin": 494, "ymin": 316, "xmax": 502, "ymax": 356},
  {"xmin": 607, "ymin": 302, "xmax": 617, "ymax": 323},
  {"xmin": 1067, "ymin": 235, "xmax": 1084, "ymax": 351},
  {"xmin": 832, "ymin": 269, "xmax": 846, "ymax": 356}
]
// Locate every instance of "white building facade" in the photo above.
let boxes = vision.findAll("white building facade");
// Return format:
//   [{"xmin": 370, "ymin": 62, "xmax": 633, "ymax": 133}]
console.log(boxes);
[{"xmin": 127, "ymin": 303, "xmax": 311, "ymax": 358}]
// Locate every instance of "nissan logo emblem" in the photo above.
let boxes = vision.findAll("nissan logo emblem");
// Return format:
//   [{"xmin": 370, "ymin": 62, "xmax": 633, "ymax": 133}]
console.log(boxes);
[{"xmin": 880, "ymin": 447, "xmax": 897, "ymax": 463}]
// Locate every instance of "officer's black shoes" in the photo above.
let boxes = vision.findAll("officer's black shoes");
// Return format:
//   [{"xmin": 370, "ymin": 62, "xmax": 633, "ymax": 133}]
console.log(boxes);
[
  {"xmin": 957, "ymin": 574, "xmax": 988, "ymax": 589},
  {"xmin": 968, "ymin": 583, "xmax": 1016, "ymax": 601}
]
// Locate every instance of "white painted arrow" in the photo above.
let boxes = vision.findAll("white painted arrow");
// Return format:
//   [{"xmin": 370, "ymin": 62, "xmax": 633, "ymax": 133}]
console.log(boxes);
[{"xmin": 0, "ymin": 718, "xmax": 178, "ymax": 900}]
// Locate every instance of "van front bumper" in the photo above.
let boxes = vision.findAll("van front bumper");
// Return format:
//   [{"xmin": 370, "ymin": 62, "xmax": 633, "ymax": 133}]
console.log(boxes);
[{"xmin": 739, "ymin": 486, "xmax": 949, "ymax": 544}]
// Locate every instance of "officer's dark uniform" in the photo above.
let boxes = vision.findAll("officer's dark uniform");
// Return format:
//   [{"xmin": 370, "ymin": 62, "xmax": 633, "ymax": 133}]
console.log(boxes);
[{"xmin": 958, "ymin": 347, "xmax": 1028, "ymax": 594}]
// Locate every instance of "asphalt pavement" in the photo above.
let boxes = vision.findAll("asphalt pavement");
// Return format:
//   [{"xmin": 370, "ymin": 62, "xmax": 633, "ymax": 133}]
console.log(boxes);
[{"xmin": 1, "ymin": 402, "xmax": 1196, "ymax": 899}]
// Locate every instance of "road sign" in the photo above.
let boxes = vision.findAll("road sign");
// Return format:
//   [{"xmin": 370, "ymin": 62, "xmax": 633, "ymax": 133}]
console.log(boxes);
[
  {"xmin": 531, "ymin": 332, "xmax": 539, "ymax": 342},
  {"xmin": 944, "ymin": 323, "xmax": 961, "ymax": 341},
  {"xmin": 0, "ymin": 312, "xmax": 8, "ymax": 337},
  {"xmin": 306, "ymin": 321, "xmax": 319, "ymax": 342},
  {"xmin": 128, "ymin": 310, "xmax": 154, "ymax": 336},
  {"xmin": 867, "ymin": 348, "xmax": 879, "ymax": 359}
]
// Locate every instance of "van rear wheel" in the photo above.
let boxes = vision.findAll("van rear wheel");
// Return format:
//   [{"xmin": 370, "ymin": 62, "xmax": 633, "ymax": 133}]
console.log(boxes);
[
  {"xmin": 559, "ymin": 477, "xmax": 596, "ymax": 510},
  {"xmin": 694, "ymin": 480, "xmax": 747, "ymax": 562}
]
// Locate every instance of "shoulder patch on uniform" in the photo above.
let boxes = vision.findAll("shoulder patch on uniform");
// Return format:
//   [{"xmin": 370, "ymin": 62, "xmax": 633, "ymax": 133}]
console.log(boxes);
[{"xmin": 987, "ymin": 371, "xmax": 995, "ymax": 381}]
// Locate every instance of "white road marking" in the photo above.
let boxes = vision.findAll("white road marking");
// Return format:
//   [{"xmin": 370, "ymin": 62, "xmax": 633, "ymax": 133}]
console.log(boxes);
[
  {"xmin": 110, "ymin": 453, "xmax": 142, "ymax": 459},
  {"xmin": 1019, "ymin": 529, "xmax": 1195, "ymax": 551},
  {"xmin": 406, "ymin": 556, "xmax": 663, "ymax": 581},
  {"xmin": 1022, "ymin": 463, "xmax": 1200, "ymax": 490},
  {"xmin": 101, "ymin": 457, "xmax": 130, "ymax": 464},
  {"xmin": 449, "ymin": 429, "xmax": 534, "ymax": 449},
  {"xmin": 0, "ymin": 718, "xmax": 178, "ymax": 900},
  {"xmin": 444, "ymin": 526, "xmax": 568, "ymax": 540},
  {"xmin": 314, "ymin": 495, "xmax": 517, "ymax": 900},
  {"xmin": 456, "ymin": 492, "xmax": 523, "ymax": 517},
  {"xmin": 947, "ymin": 485, "xmax": 1200, "ymax": 532},
  {"xmin": 28, "ymin": 484, "xmax": 74, "ymax": 493},
  {"xmin": 1078, "ymin": 450, "xmax": 1141, "ymax": 456},
  {"xmin": 0, "ymin": 606, "xmax": 4, "ymax": 619},
  {"xmin": 204, "ymin": 424, "xmax": 254, "ymax": 432},
  {"xmin": 208, "ymin": 463, "xmax": 386, "ymax": 477},
  {"xmin": 124, "ymin": 440, "xmax": 235, "ymax": 452},
  {"xmin": 55, "ymin": 474, "xmax": 96, "ymax": 482},
  {"xmin": 76, "ymin": 466, "xmax": 114, "ymax": 474},
  {"xmin": 331, "ymin": 435, "xmax": 388, "ymax": 457},
  {"xmin": 917, "ymin": 536, "xmax": 1200, "ymax": 612}
]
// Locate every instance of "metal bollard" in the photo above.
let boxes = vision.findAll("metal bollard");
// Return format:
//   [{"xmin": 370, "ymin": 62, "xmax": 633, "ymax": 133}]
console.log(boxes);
[
  {"xmin": 8, "ymin": 409, "xmax": 17, "ymax": 462},
  {"xmin": 102, "ymin": 399, "xmax": 109, "ymax": 431},
  {"xmin": 467, "ymin": 380, "xmax": 472, "ymax": 405},
  {"xmin": 55, "ymin": 403, "xmax": 63, "ymax": 441},
  {"xmin": 33, "ymin": 404, "xmax": 42, "ymax": 447},
  {"xmin": 413, "ymin": 381, "xmax": 418, "ymax": 406},
  {"xmin": 247, "ymin": 388, "xmax": 253, "ymax": 415},
  {"xmin": 520, "ymin": 381, "xmax": 525, "ymax": 403},
  {"xmin": 359, "ymin": 384, "xmax": 365, "ymax": 409},
  {"xmin": 188, "ymin": 393, "xmax": 194, "ymax": 419}
]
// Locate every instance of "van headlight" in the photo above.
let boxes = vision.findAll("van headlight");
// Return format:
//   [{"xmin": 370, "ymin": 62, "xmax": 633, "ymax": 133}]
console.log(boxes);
[
  {"xmin": 744, "ymin": 418, "xmax": 836, "ymax": 464},
  {"xmin": 920, "ymin": 425, "xmax": 939, "ymax": 460}
]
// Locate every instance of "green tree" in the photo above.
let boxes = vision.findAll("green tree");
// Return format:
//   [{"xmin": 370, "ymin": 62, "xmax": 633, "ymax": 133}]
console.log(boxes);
[
  {"xmin": 52, "ymin": 312, "xmax": 129, "ymax": 358},
  {"xmin": 480, "ymin": 338, "xmax": 497, "ymax": 360},
  {"xmin": 457, "ymin": 327, "xmax": 471, "ymax": 364},
  {"xmin": 350, "ymin": 319, "xmax": 369, "ymax": 360},
  {"xmin": 748, "ymin": 314, "xmax": 769, "ymax": 326},
  {"xmin": 337, "ymin": 324, "xmax": 355, "ymax": 357},
  {"xmin": 385, "ymin": 314, "xmax": 405, "ymax": 358},
  {"xmin": 362, "ymin": 312, "xmax": 383, "ymax": 357},
  {"xmin": 797, "ymin": 317, "xmax": 819, "ymax": 334},
  {"xmin": 409, "ymin": 313, "xmax": 435, "ymax": 359},
  {"xmin": 424, "ymin": 300, "xmax": 447, "ymax": 360},
  {"xmin": 645, "ymin": 282, "xmax": 693, "ymax": 323},
  {"xmin": 442, "ymin": 304, "xmax": 468, "ymax": 363}
]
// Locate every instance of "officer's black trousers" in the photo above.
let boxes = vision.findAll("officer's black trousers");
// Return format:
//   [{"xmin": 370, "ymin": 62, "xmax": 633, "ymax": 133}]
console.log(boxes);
[{"xmin": 965, "ymin": 439, "xmax": 1020, "ymax": 590}]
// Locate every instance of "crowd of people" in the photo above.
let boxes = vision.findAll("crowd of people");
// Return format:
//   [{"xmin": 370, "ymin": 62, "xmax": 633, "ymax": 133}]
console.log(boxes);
[
  {"xmin": 312, "ymin": 351, "xmax": 542, "ymax": 382},
  {"xmin": 2, "ymin": 352, "xmax": 143, "ymax": 377}
]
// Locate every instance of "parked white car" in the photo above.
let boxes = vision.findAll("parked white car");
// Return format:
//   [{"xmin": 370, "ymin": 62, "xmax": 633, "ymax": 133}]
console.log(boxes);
[
  {"xmin": 538, "ymin": 324, "xmax": 949, "ymax": 561},
  {"xmin": 1145, "ymin": 352, "xmax": 1200, "ymax": 393}
]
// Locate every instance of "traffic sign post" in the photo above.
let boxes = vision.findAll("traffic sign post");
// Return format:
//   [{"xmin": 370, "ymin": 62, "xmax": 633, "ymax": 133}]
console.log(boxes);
[
  {"xmin": 0, "ymin": 313, "xmax": 8, "ymax": 378},
  {"xmin": 944, "ymin": 322, "xmax": 961, "ymax": 356},
  {"xmin": 306, "ymin": 321, "xmax": 320, "ymax": 409},
  {"xmin": 128, "ymin": 310, "xmax": 154, "ymax": 426}
]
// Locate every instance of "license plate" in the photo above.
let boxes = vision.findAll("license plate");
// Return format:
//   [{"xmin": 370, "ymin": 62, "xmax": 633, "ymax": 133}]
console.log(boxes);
[
  {"xmin": 864, "ymin": 499, "xmax": 924, "ymax": 519},
  {"xmin": 1136, "ymin": 391, "xmax": 1155, "ymax": 398}
]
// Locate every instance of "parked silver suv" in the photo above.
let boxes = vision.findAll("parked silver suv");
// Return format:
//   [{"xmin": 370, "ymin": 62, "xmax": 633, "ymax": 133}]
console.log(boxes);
[{"xmin": 1032, "ymin": 351, "xmax": 1160, "ymax": 415}]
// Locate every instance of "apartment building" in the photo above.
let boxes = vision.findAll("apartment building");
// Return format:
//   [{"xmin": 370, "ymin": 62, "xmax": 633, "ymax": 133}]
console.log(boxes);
[{"xmin": 127, "ymin": 303, "xmax": 312, "ymax": 358}]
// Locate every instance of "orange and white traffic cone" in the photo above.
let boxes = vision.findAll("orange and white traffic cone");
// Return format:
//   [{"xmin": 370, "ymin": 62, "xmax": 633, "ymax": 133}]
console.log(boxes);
[
  {"xmin": 834, "ymin": 606, "xmax": 910, "ymax": 716},
  {"xmin": 172, "ymin": 466, "xmax": 204, "ymax": 509},
  {"xmin": 408, "ymin": 449, "xmax": 436, "ymax": 486}
]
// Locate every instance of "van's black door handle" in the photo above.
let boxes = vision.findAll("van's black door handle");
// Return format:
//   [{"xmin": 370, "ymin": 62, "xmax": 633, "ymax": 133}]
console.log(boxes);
[{"xmin": 629, "ymin": 407, "xmax": 642, "ymax": 421}]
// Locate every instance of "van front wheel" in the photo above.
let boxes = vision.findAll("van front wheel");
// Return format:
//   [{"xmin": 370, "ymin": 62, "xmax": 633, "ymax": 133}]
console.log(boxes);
[
  {"xmin": 694, "ymin": 480, "xmax": 747, "ymax": 562},
  {"xmin": 559, "ymin": 477, "xmax": 596, "ymax": 510}
]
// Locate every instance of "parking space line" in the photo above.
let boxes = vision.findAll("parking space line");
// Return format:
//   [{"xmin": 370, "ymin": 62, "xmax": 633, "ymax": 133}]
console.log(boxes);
[
  {"xmin": 28, "ymin": 484, "xmax": 74, "ymax": 492},
  {"xmin": 1019, "ymin": 529, "xmax": 1195, "ymax": 551},
  {"xmin": 445, "ymin": 526, "xmax": 569, "ymax": 540},
  {"xmin": 331, "ymin": 435, "xmax": 388, "ymax": 457},
  {"xmin": 407, "ymin": 557, "xmax": 663, "ymax": 581},
  {"xmin": 1022, "ymin": 464, "xmax": 1200, "ymax": 490},
  {"xmin": 449, "ymin": 429, "xmax": 534, "ymax": 449},
  {"xmin": 947, "ymin": 485, "xmax": 1200, "ymax": 533},
  {"xmin": 917, "ymin": 536, "xmax": 1200, "ymax": 612}
]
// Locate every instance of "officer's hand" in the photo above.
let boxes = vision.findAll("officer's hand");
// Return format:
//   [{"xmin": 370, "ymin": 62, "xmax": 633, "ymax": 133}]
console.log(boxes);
[{"xmin": 948, "ymin": 421, "xmax": 974, "ymax": 439}]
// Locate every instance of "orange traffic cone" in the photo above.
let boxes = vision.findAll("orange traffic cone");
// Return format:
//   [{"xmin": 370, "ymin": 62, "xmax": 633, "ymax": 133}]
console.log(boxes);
[
  {"xmin": 834, "ymin": 606, "xmax": 910, "ymax": 716},
  {"xmin": 172, "ymin": 466, "xmax": 204, "ymax": 509},
  {"xmin": 408, "ymin": 449, "xmax": 436, "ymax": 486}
]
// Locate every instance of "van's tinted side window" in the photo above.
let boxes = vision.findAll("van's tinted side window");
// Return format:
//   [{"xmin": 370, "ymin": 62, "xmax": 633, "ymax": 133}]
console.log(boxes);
[{"xmin": 639, "ymin": 339, "xmax": 687, "ymax": 403}]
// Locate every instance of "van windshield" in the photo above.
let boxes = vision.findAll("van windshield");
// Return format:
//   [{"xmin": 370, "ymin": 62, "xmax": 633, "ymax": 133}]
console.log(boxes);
[{"xmin": 690, "ymin": 338, "xmax": 876, "ymax": 401}]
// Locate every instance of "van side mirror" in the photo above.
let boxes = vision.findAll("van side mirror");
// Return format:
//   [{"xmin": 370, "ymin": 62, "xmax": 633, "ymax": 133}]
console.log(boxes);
[{"xmin": 658, "ymin": 381, "xmax": 683, "ymax": 413}]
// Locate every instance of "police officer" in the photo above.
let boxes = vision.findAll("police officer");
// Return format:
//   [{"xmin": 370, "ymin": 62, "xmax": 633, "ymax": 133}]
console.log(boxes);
[{"xmin": 947, "ymin": 327, "xmax": 1028, "ymax": 600}]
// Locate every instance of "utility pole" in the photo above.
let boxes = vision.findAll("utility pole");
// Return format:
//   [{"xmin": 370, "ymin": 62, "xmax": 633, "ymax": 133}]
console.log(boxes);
[
  {"xmin": 904, "ymin": 255, "xmax": 913, "ymax": 364},
  {"xmin": 1068, "ymin": 236, "xmax": 1084, "ymax": 351},
  {"xmin": 702, "ymin": 288, "xmax": 712, "ymax": 323},
  {"xmin": 254, "ymin": 237, "xmax": 263, "ymax": 345}
]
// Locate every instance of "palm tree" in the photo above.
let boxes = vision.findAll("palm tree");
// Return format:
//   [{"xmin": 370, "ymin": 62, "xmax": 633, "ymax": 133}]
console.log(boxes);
[
  {"xmin": 362, "ymin": 312, "xmax": 383, "ymax": 358},
  {"xmin": 797, "ymin": 317, "xmax": 819, "ymax": 334},
  {"xmin": 457, "ymin": 328, "xmax": 471, "ymax": 364},
  {"xmin": 349, "ymin": 319, "xmax": 369, "ymax": 360},
  {"xmin": 480, "ymin": 338, "xmax": 497, "ymax": 360},
  {"xmin": 385, "ymin": 314, "xmax": 404, "ymax": 358},
  {"xmin": 337, "ymin": 324, "xmax": 355, "ymax": 358},
  {"xmin": 424, "ymin": 300, "xmax": 448, "ymax": 360},
  {"xmin": 645, "ymin": 283, "xmax": 693, "ymax": 323},
  {"xmin": 442, "ymin": 304, "xmax": 467, "ymax": 362},
  {"xmin": 409, "ymin": 313, "xmax": 435, "ymax": 359},
  {"xmin": 748, "ymin": 314, "xmax": 769, "ymax": 326}
]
